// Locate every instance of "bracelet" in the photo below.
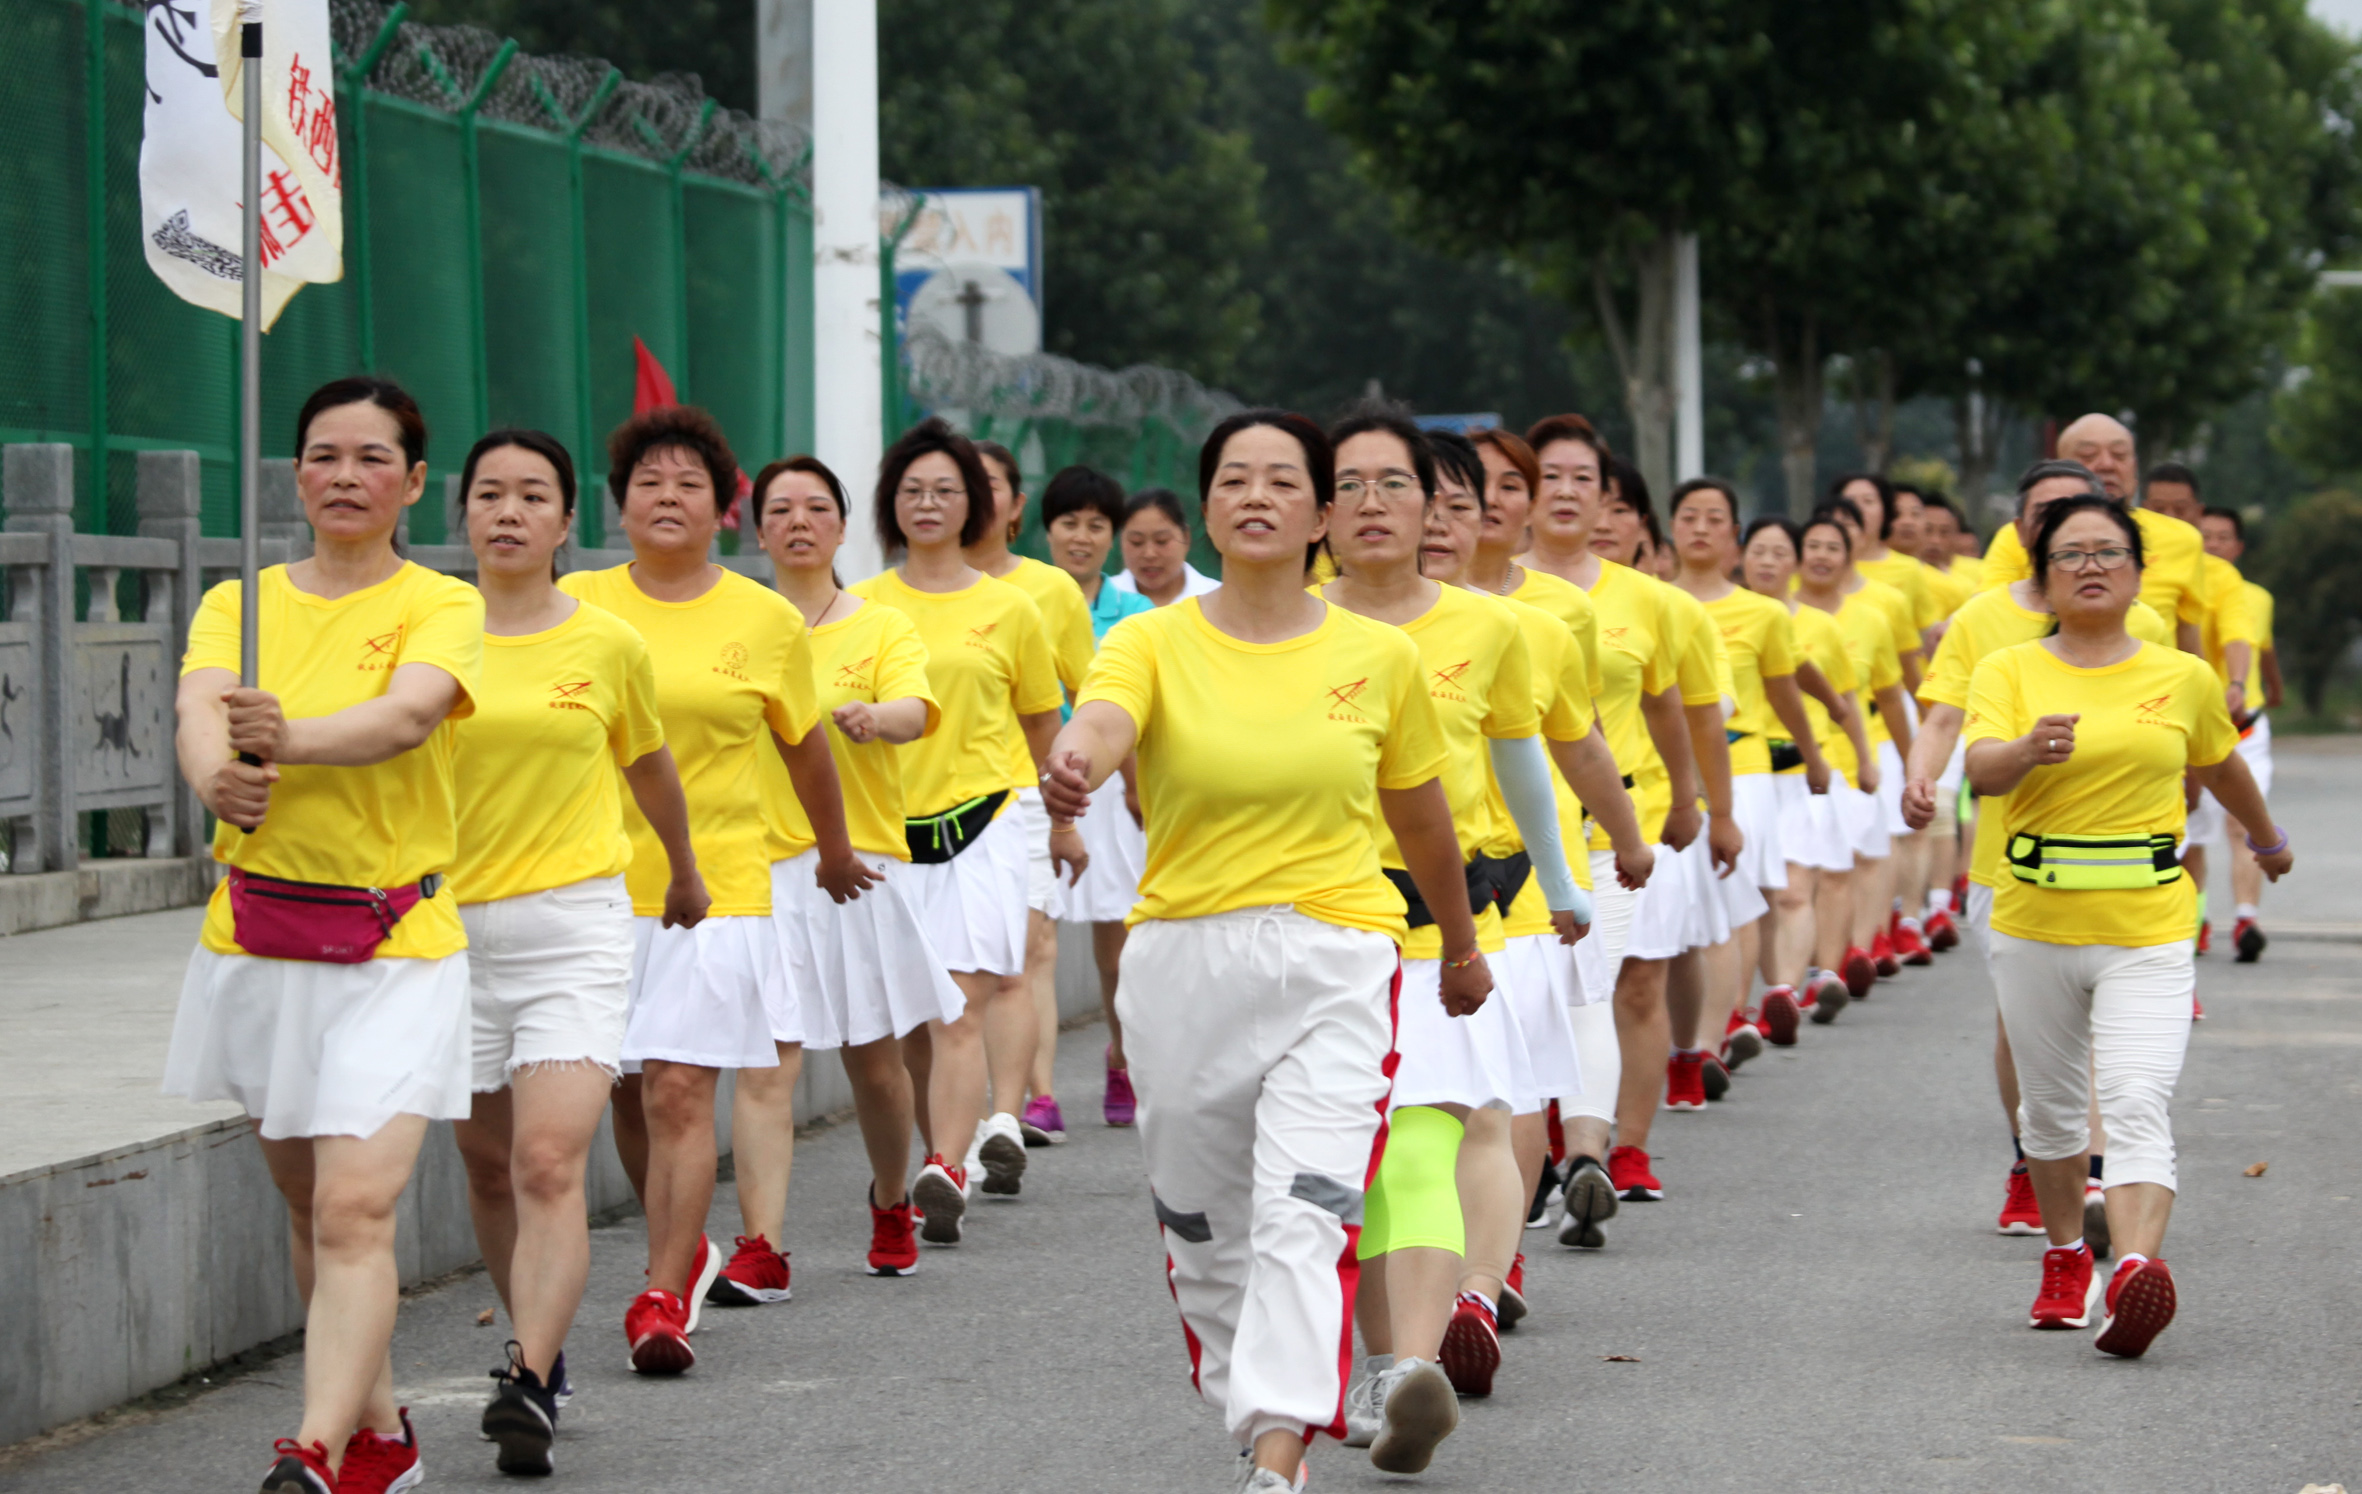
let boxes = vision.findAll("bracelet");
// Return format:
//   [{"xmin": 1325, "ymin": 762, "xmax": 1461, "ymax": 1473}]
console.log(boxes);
[
  {"xmin": 2244, "ymin": 825, "xmax": 2289, "ymax": 856},
  {"xmin": 1443, "ymin": 947, "xmax": 1483, "ymax": 970}
]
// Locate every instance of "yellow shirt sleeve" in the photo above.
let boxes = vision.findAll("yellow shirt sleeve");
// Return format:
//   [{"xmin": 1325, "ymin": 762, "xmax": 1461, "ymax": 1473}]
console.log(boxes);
[
  {"xmin": 2188, "ymin": 665, "xmax": 2239, "ymax": 769},
  {"xmin": 1481, "ymin": 620, "xmax": 1541, "ymax": 740},
  {"xmin": 1667, "ymin": 588, "xmax": 1722, "ymax": 707},
  {"xmin": 874, "ymin": 607, "xmax": 944, "ymax": 738},
  {"xmin": 1541, "ymin": 631, "xmax": 1592, "ymax": 742},
  {"xmin": 2129, "ymin": 601, "xmax": 2175, "ymax": 646},
  {"xmin": 1760, "ymin": 603, "xmax": 1798, "ymax": 679},
  {"xmin": 610, "ymin": 626, "xmax": 667, "ymax": 766},
  {"xmin": 764, "ymin": 617, "xmax": 823, "ymax": 746},
  {"xmin": 1009, "ymin": 595, "xmax": 1066, "ymax": 717},
  {"xmin": 1076, "ymin": 606, "xmax": 1154, "ymax": 730},
  {"xmin": 399, "ymin": 576, "xmax": 488, "ymax": 717},
  {"xmin": 1962, "ymin": 652, "xmax": 2021, "ymax": 750},
  {"xmin": 1922, "ymin": 605, "xmax": 1979, "ymax": 709},
  {"xmin": 1376, "ymin": 655, "xmax": 1449, "ymax": 790},
  {"xmin": 184, "ymin": 577, "xmax": 242, "ymax": 674}
]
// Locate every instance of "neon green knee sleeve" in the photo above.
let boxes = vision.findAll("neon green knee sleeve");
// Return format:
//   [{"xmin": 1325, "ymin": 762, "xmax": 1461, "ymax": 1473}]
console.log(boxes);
[{"xmin": 1358, "ymin": 1105, "xmax": 1466, "ymax": 1260}]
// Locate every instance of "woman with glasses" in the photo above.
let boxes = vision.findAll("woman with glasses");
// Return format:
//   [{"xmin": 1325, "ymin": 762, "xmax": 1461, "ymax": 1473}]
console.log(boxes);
[{"xmin": 1966, "ymin": 492, "xmax": 2288, "ymax": 1356}]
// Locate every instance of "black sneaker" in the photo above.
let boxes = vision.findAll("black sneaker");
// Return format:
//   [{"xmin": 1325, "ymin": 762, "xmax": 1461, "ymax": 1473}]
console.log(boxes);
[
  {"xmin": 483, "ymin": 1341, "xmax": 560, "ymax": 1476},
  {"xmin": 1556, "ymin": 1155, "xmax": 1617, "ymax": 1249},
  {"xmin": 1702, "ymin": 1055, "xmax": 1730, "ymax": 1102},
  {"xmin": 1525, "ymin": 1158, "xmax": 1562, "ymax": 1227},
  {"xmin": 550, "ymin": 1349, "xmax": 573, "ymax": 1410}
]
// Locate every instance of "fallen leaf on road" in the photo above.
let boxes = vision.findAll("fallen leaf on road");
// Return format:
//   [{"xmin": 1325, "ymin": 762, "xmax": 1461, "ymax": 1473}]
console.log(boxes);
[
  {"xmin": 1601, "ymin": 1354, "xmax": 1639, "ymax": 1362},
  {"xmin": 2245, "ymin": 1161, "xmax": 2270, "ymax": 1178},
  {"xmin": 477, "ymin": 1308, "xmax": 496, "ymax": 1326},
  {"xmin": 2296, "ymin": 1484, "xmax": 2344, "ymax": 1494}
]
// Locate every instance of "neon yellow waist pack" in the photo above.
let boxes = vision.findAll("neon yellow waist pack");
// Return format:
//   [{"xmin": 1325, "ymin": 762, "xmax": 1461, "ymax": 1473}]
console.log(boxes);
[{"xmin": 2006, "ymin": 832, "xmax": 2182, "ymax": 890}]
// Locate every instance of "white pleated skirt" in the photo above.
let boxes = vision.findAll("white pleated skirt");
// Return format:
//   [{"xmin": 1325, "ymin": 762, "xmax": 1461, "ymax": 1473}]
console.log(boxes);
[
  {"xmin": 1729, "ymin": 772, "xmax": 1789, "ymax": 892},
  {"xmin": 1495, "ymin": 933, "xmax": 1585, "ymax": 1112},
  {"xmin": 1775, "ymin": 773, "xmax": 1854, "ymax": 872},
  {"xmin": 1056, "ymin": 781, "xmax": 1146, "ymax": 924},
  {"xmin": 771, "ymin": 851, "xmax": 967, "ymax": 1050},
  {"xmin": 1837, "ymin": 778, "xmax": 1892, "ymax": 859},
  {"xmin": 164, "ymin": 947, "xmax": 472, "ymax": 1141},
  {"xmin": 622, "ymin": 914, "xmax": 794, "ymax": 1072},
  {"xmin": 900, "ymin": 801, "xmax": 1031, "ymax": 977},
  {"xmin": 1627, "ymin": 840, "xmax": 1720, "ymax": 959},
  {"xmin": 1389, "ymin": 956, "xmax": 1520, "ymax": 1113}
]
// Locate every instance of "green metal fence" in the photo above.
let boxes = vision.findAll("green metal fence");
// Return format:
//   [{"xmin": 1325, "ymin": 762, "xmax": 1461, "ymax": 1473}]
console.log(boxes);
[{"xmin": 0, "ymin": 0, "xmax": 813, "ymax": 549}]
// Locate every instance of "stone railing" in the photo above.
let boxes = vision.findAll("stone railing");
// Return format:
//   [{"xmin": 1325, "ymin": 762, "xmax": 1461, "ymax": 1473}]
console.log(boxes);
[{"xmin": 0, "ymin": 442, "xmax": 772, "ymax": 875}]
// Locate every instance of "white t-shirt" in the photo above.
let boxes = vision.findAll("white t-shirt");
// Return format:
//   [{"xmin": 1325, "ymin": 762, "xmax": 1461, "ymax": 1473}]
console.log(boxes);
[{"xmin": 1113, "ymin": 562, "xmax": 1220, "ymax": 602}]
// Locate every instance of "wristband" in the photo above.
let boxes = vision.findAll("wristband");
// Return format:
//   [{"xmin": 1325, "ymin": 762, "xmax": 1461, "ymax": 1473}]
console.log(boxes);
[
  {"xmin": 2244, "ymin": 825, "xmax": 2289, "ymax": 856},
  {"xmin": 1443, "ymin": 947, "xmax": 1483, "ymax": 970}
]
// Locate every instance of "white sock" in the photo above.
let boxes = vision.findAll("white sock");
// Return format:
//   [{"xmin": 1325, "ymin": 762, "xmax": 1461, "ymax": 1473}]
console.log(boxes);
[
  {"xmin": 1927, "ymin": 888, "xmax": 1953, "ymax": 914},
  {"xmin": 2055, "ymin": 1238, "xmax": 2087, "ymax": 1255},
  {"xmin": 2118, "ymin": 1252, "xmax": 2150, "ymax": 1273},
  {"xmin": 1460, "ymin": 1289, "xmax": 1497, "ymax": 1317},
  {"xmin": 2235, "ymin": 902, "xmax": 2259, "ymax": 920}
]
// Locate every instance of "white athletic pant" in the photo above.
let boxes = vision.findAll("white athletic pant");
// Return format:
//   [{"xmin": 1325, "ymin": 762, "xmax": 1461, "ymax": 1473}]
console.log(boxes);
[
  {"xmin": 1989, "ymin": 933, "xmax": 2195, "ymax": 1192},
  {"xmin": 1561, "ymin": 1000, "xmax": 1622, "ymax": 1125},
  {"xmin": 1117, "ymin": 908, "xmax": 1398, "ymax": 1446}
]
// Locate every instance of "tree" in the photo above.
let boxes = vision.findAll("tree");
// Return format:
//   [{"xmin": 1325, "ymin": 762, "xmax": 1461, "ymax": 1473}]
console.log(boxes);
[
  {"xmin": 2253, "ymin": 491, "xmax": 2362, "ymax": 716},
  {"xmin": 408, "ymin": 0, "xmax": 760, "ymax": 111},
  {"xmin": 2273, "ymin": 288, "xmax": 2362, "ymax": 479}
]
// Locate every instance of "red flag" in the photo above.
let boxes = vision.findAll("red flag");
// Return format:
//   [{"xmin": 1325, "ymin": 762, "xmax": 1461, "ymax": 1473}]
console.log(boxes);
[{"xmin": 631, "ymin": 336, "xmax": 746, "ymax": 528}]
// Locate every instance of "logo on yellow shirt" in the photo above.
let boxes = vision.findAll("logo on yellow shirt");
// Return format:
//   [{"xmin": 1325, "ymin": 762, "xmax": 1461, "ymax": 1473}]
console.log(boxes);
[
  {"xmin": 1430, "ymin": 660, "xmax": 1473, "ymax": 702},
  {"xmin": 358, "ymin": 627, "xmax": 404, "ymax": 670},
  {"xmin": 2136, "ymin": 693, "xmax": 2173, "ymax": 726},
  {"xmin": 714, "ymin": 642, "xmax": 751, "ymax": 681},
  {"xmin": 1602, "ymin": 626, "xmax": 1629, "ymax": 646},
  {"xmin": 1326, "ymin": 677, "xmax": 1371, "ymax": 722},
  {"xmin": 549, "ymin": 680, "xmax": 593, "ymax": 712},
  {"xmin": 965, "ymin": 623, "xmax": 999, "ymax": 650},
  {"xmin": 834, "ymin": 655, "xmax": 875, "ymax": 691}
]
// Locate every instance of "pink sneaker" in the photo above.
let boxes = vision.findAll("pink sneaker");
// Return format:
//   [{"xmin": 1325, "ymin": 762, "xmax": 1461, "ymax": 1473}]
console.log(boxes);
[
  {"xmin": 1020, "ymin": 1094, "xmax": 1067, "ymax": 1146},
  {"xmin": 1103, "ymin": 1051, "xmax": 1137, "ymax": 1127}
]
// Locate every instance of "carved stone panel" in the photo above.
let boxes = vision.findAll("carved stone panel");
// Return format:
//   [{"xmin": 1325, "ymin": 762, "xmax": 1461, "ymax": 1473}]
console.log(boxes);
[{"xmin": 73, "ymin": 627, "xmax": 172, "ymax": 799}]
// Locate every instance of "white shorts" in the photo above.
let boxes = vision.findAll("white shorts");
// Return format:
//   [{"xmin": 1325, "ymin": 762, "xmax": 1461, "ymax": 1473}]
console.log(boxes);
[
  {"xmin": 624, "ymin": 914, "xmax": 794, "ymax": 1072},
  {"xmin": 901, "ymin": 800, "xmax": 1031, "ymax": 977},
  {"xmin": 1876, "ymin": 741, "xmax": 1912, "ymax": 836},
  {"xmin": 2182, "ymin": 792, "xmax": 2225, "ymax": 854},
  {"xmin": 1390, "ymin": 956, "xmax": 1520, "ymax": 1113},
  {"xmin": 1627, "ymin": 840, "xmax": 1718, "ymax": 960},
  {"xmin": 1775, "ymin": 774, "xmax": 1852, "ymax": 872},
  {"xmin": 1496, "ymin": 933, "xmax": 1585, "ymax": 1111},
  {"xmin": 772, "ymin": 851, "xmax": 965, "ymax": 1050},
  {"xmin": 460, "ymin": 874, "xmax": 632, "ymax": 1091},
  {"xmin": 164, "ymin": 947, "xmax": 472, "ymax": 1140},
  {"xmin": 1015, "ymin": 786, "xmax": 1057, "ymax": 914},
  {"xmin": 1966, "ymin": 880, "xmax": 1994, "ymax": 960},
  {"xmin": 1586, "ymin": 850, "xmax": 1637, "ymax": 974},
  {"xmin": 1837, "ymin": 779, "xmax": 1891, "ymax": 859},
  {"xmin": 1058, "ymin": 778, "xmax": 1146, "ymax": 924},
  {"xmin": 1730, "ymin": 772, "xmax": 1788, "ymax": 892},
  {"xmin": 2236, "ymin": 713, "xmax": 2273, "ymax": 798}
]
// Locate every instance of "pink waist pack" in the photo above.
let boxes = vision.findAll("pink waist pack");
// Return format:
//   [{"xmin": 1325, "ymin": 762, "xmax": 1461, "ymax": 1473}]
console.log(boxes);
[{"xmin": 227, "ymin": 867, "xmax": 444, "ymax": 963}]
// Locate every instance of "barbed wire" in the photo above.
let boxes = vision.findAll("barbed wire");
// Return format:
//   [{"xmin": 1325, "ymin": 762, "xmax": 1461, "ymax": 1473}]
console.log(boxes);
[
  {"xmin": 330, "ymin": 0, "xmax": 810, "ymax": 191},
  {"xmin": 903, "ymin": 325, "xmax": 1241, "ymax": 436}
]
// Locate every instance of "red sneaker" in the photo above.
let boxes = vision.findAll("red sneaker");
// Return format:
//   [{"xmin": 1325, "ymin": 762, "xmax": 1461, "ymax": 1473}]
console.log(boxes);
[
  {"xmin": 1871, "ymin": 930, "xmax": 1900, "ymax": 977},
  {"xmin": 1498, "ymin": 1254, "xmax": 1528, "ymax": 1331},
  {"xmin": 335, "ymin": 1409, "xmax": 421, "ymax": 1494},
  {"xmin": 1952, "ymin": 872, "xmax": 1970, "ymax": 907},
  {"xmin": 1437, "ymin": 1293, "xmax": 1502, "ymax": 1396},
  {"xmin": 1997, "ymin": 1166, "xmax": 2043, "ymax": 1235},
  {"xmin": 2094, "ymin": 1257, "xmax": 2177, "ymax": 1358},
  {"xmin": 911, "ymin": 1154, "xmax": 968, "ymax": 1245},
  {"xmin": 1894, "ymin": 916, "xmax": 1934, "ymax": 966},
  {"xmin": 2192, "ymin": 994, "xmax": 2206, "ymax": 1020},
  {"xmin": 1758, "ymin": 985, "xmax": 1802, "ymax": 1047},
  {"xmin": 259, "ymin": 1439, "xmax": 337, "ymax": 1494},
  {"xmin": 1841, "ymin": 946, "xmax": 1878, "ymax": 999},
  {"xmin": 2233, "ymin": 917, "xmax": 2266, "ymax": 963},
  {"xmin": 867, "ymin": 1190, "xmax": 919, "ymax": 1277},
  {"xmin": 625, "ymin": 1288, "xmax": 694, "ymax": 1375},
  {"xmin": 681, "ymin": 1232, "xmax": 721, "ymax": 1333},
  {"xmin": 1545, "ymin": 1100, "xmax": 1566, "ymax": 1167},
  {"xmin": 2195, "ymin": 921, "xmax": 2212, "ymax": 956},
  {"xmin": 1664, "ymin": 1051, "xmax": 1708, "ymax": 1111},
  {"xmin": 1607, "ymin": 1144, "xmax": 1662, "ymax": 1201},
  {"xmin": 1926, "ymin": 908, "xmax": 1960, "ymax": 952},
  {"xmin": 1808, "ymin": 972, "xmax": 1851, "ymax": 1024},
  {"xmin": 707, "ymin": 1234, "xmax": 791, "ymax": 1306},
  {"xmin": 1721, "ymin": 1008, "xmax": 1764, "ymax": 1069},
  {"xmin": 2029, "ymin": 1244, "xmax": 2100, "ymax": 1329}
]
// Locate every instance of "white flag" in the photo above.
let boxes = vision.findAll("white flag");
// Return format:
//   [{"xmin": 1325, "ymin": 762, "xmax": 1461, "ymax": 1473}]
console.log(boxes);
[{"xmin": 139, "ymin": 0, "xmax": 343, "ymax": 329}]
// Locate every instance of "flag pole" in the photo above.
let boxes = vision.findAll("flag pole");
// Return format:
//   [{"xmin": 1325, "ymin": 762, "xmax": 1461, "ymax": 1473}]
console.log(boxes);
[{"xmin": 238, "ymin": 11, "xmax": 262, "ymax": 688}]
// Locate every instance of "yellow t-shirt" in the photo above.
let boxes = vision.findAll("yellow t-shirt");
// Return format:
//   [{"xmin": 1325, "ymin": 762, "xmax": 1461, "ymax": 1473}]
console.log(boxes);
[
  {"xmin": 1856, "ymin": 549, "xmax": 1944, "ymax": 631},
  {"xmin": 1982, "ymin": 509, "xmax": 2209, "ymax": 628},
  {"xmin": 1948, "ymin": 553, "xmax": 1987, "ymax": 591},
  {"xmin": 2197, "ymin": 554, "xmax": 2255, "ymax": 686},
  {"xmin": 1923, "ymin": 559, "xmax": 1973, "ymax": 621},
  {"xmin": 1489, "ymin": 594, "xmax": 1598, "ymax": 936},
  {"xmin": 997, "ymin": 555, "xmax": 1096, "ymax": 694},
  {"xmin": 451, "ymin": 602, "xmax": 665, "ymax": 905},
  {"xmin": 848, "ymin": 569, "xmax": 1063, "ymax": 818},
  {"xmin": 2244, "ymin": 581, "xmax": 2275, "ymax": 653},
  {"xmin": 183, "ymin": 563, "xmax": 483, "ymax": 958},
  {"xmin": 1966, "ymin": 641, "xmax": 2236, "ymax": 946},
  {"xmin": 762, "ymin": 599, "xmax": 941, "ymax": 861},
  {"xmin": 1843, "ymin": 579, "xmax": 1917, "ymax": 747},
  {"xmin": 1581, "ymin": 560, "xmax": 1680, "ymax": 846},
  {"xmin": 1077, "ymin": 599, "xmax": 1449, "ymax": 940},
  {"xmin": 1509, "ymin": 567, "xmax": 1604, "ymax": 703},
  {"xmin": 1925, "ymin": 587, "xmax": 2175, "ymax": 888},
  {"xmin": 1704, "ymin": 587, "xmax": 1798, "ymax": 775},
  {"xmin": 560, "ymin": 565, "xmax": 820, "ymax": 917},
  {"xmin": 1786, "ymin": 602, "xmax": 1859, "ymax": 785},
  {"xmin": 1824, "ymin": 590, "xmax": 1904, "ymax": 752}
]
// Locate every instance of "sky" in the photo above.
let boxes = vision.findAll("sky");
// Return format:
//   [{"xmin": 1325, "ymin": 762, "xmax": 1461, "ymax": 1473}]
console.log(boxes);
[{"xmin": 2313, "ymin": 0, "xmax": 2362, "ymax": 36}]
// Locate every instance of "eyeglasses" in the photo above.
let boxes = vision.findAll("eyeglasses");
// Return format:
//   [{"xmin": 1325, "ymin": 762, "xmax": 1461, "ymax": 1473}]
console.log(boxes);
[
  {"xmin": 1336, "ymin": 476, "xmax": 1418, "ymax": 500},
  {"xmin": 897, "ymin": 483, "xmax": 965, "ymax": 507},
  {"xmin": 2045, "ymin": 545, "xmax": 2135, "ymax": 572}
]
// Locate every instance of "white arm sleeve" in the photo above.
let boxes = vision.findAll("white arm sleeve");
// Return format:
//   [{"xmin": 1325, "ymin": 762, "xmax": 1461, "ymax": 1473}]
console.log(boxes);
[{"xmin": 1489, "ymin": 734, "xmax": 1590, "ymax": 923}]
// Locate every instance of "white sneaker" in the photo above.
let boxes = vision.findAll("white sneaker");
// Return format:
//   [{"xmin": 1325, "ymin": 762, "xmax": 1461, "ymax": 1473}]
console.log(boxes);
[
  {"xmin": 979, "ymin": 1110, "xmax": 1029, "ymax": 1196},
  {"xmin": 1341, "ymin": 1353, "xmax": 1392, "ymax": 1447},
  {"xmin": 1369, "ymin": 1357, "xmax": 1458, "ymax": 1474},
  {"xmin": 1230, "ymin": 1456, "xmax": 1306, "ymax": 1493}
]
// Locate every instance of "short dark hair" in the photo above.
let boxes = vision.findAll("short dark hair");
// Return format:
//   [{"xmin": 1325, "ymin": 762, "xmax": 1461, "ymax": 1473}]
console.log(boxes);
[
  {"xmin": 752, "ymin": 455, "xmax": 847, "ymax": 519},
  {"xmin": 1469, "ymin": 428, "xmax": 1540, "ymax": 503},
  {"xmin": 1604, "ymin": 454, "xmax": 1652, "ymax": 517},
  {"xmin": 1198, "ymin": 409, "xmax": 1334, "ymax": 571},
  {"xmin": 874, "ymin": 416, "xmax": 994, "ymax": 553},
  {"xmin": 2143, "ymin": 462, "xmax": 2200, "ymax": 496},
  {"xmin": 1330, "ymin": 403, "xmax": 1437, "ymax": 501},
  {"xmin": 1918, "ymin": 494, "xmax": 1962, "ymax": 527},
  {"xmin": 459, "ymin": 429, "xmax": 577, "ymax": 518},
  {"xmin": 1829, "ymin": 472, "xmax": 1894, "ymax": 539},
  {"xmin": 1742, "ymin": 514, "xmax": 1799, "ymax": 556},
  {"xmin": 2200, "ymin": 504, "xmax": 2245, "ymax": 540},
  {"xmin": 2014, "ymin": 458, "xmax": 2106, "ymax": 515},
  {"xmin": 297, "ymin": 376, "xmax": 426, "ymax": 470},
  {"xmin": 606, "ymin": 405, "xmax": 737, "ymax": 516},
  {"xmin": 1802, "ymin": 509, "xmax": 1856, "ymax": 555},
  {"xmin": 1819, "ymin": 494, "xmax": 1865, "ymax": 531},
  {"xmin": 976, "ymin": 440, "xmax": 1022, "ymax": 493},
  {"xmin": 1523, "ymin": 413, "xmax": 1611, "ymax": 467},
  {"xmin": 1669, "ymin": 476, "xmax": 1740, "ymax": 526},
  {"xmin": 1425, "ymin": 429, "xmax": 1488, "ymax": 511},
  {"xmin": 1124, "ymin": 486, "xmax": 1192, "ymax": 535},
  {"xmin": 1041, "ymin": 465, "xmax": 1127, "ymax": 529},
  {"xmin": 2030, "ymin": 494, "xmax": 2144, "ymax": 588}
]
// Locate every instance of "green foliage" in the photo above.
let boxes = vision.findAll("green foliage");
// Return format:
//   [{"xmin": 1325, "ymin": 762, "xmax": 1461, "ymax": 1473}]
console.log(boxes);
[
  {"xmin": 2273, "ymin": 289, "xmax": 2362, "ymax": 479},
  {"xmin": 2253, "ymin": 490, "xmax": 2362, "ymax": 716},
  {"xmin": 407, "ymin": 0, "xmax": 758, "ymax": 111}
]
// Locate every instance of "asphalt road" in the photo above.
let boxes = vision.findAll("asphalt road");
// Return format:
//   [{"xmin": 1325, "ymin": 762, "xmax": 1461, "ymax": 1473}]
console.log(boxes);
[{"xmin": 6, "ymin": 741, "xmax": 2360, "ymax": 1494}]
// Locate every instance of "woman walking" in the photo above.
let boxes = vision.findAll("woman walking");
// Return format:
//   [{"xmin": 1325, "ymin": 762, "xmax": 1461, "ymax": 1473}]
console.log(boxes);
[
  {"xmin": 168, "ymin": 377, "xmax": 482, "ymax": 1494},
  {"xmin": 1115, "ymin": 487, "xmax": 1220, "ymax": 604}
]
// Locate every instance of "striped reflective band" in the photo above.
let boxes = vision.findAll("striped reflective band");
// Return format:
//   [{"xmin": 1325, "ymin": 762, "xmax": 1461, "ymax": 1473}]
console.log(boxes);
[{"xmin": 2005, "ymin": 832, "xmax": 2182, "ymax": 890}]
